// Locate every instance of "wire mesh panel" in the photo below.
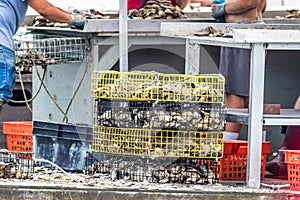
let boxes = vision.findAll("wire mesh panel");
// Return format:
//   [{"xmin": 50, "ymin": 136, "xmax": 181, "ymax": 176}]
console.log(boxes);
[
  {"xmin": 0, "ymin": 151, "xmax": 34, "ymax": 179},
  {"xmin": 92, "ymin": 126, "xmax": 223, "ymax": 158},
  {"xmin": 14, "ymin": 33, "xmax": 88, "ymax": 69},
  {"xmin": 91, "ymin": 71, "xmax": 225, "ymax": 104},
  {"xmin": 86, "ymin": 153, "xmax": 219, "ymax": 184}
]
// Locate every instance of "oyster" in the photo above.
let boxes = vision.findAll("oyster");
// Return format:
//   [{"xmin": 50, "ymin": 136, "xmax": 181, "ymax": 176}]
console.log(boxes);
[{"xmin": 286, "ymin": 9, "xmax": 299, "ymax": 18}]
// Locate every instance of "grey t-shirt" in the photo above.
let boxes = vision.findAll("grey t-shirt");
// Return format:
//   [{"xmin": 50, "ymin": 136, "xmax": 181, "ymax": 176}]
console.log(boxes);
[{"xmin": 0, "ymin": 0, "xmax": 28, "ymax": 50}]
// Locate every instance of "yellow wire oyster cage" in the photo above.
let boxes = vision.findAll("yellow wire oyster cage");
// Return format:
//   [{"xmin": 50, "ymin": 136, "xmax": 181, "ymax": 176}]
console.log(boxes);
[
  {"xmin": 91, "ymin": 71, "xmax": 225, "ymax": 103},
  {"xmin": 92, "ymin": 126, "xmax": 223, "ymax": 159}
]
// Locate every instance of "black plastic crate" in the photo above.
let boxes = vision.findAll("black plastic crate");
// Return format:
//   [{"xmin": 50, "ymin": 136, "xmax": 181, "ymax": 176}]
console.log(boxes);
[
  {"xmin": 86, "ymin": 152, "xmax": 219, "ymax": 184},
  {"xmin": 0, "ymin": 151, "xmax": 34, "ymax": 179},
  {"xmin": 32, "ymin": 121, "xmax": 92, "ymax": 172}
]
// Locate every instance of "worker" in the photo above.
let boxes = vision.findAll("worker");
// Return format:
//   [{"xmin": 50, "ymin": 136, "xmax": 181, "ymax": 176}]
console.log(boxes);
[
  {"xmin": 0, "ymin": 0, "xmax": 86, "ymax": 114},
  {"xmin": 127, "ymin": 0, "xmax": 190, "ymax": 11},
  {"xmin": 265, "ymin": 95, "xmax": 300, "ymax": 178},
  {"xmin": 266, "ymin": 96, "xmax": 300, "ymax": 178},
  {"xmin": 198, "ymin": 0, "xmax": 266, "ymax": 140}
]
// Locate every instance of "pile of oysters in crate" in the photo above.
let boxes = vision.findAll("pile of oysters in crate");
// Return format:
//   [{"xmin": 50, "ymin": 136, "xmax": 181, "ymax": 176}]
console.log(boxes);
[
  {"xmin": 15, "ymin": 49, "xmax": 56, "ymax": 73},
  {"xmin": 95, "ymin": 126, "xmax": 223, "ymax": 158},
  {"xmin": 0, "ymin": 151, "xmax": 33, "ymax": 179},
  {"xmin": 86, "ymin": 153, "xmax": 219, "ymax": 184},
  {"xmin": 97, "ymin": 100, "xmax": 225, "ymax": 131}
]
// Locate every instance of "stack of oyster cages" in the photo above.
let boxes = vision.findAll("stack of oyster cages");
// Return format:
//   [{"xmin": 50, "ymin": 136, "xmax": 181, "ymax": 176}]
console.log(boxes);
[{"xmin": 90, "ymin": 71, "xmax": 226, "ymax": 184}]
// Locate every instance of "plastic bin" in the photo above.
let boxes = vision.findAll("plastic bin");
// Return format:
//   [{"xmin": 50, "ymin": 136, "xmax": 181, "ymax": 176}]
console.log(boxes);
[
  {"xmin": 2, "ymin": 121, "xmax": 33, "ymax": 153},
  {"xmin": 33, "ymin": 121, "xmax": 93, "ymax": 172},
  {"xmin": 219, "ymin": 140, "xmax": 270, "ymax": 181},
  {"xmin": 281, "ymin": 150, "xmax": 300, "ymax": 191}
]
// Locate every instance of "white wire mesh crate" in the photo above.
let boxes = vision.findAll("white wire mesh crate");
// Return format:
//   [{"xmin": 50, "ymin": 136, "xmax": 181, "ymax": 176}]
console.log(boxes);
[{"xmin": 14, "ymin": 33, "xmax": 88, "ymax": 68}]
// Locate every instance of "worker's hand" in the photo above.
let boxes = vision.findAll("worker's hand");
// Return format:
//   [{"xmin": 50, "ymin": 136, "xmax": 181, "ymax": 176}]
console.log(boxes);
[
  {"xmin": 211, "ymin": 3, "xmax": 226, "ymax": 22},
  {"xmin": 70, "ymin": 13, "xmax": 86, "ymax": 28}
]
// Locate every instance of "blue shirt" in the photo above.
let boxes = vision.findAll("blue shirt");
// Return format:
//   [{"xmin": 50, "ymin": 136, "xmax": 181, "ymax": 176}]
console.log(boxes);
[{"xmin": 0, "ymin": 0, "xmax": 28, "ymax": 50}]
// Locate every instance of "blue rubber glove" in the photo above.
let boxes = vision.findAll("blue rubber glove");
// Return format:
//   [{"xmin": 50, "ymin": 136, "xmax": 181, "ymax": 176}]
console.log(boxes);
[
  {"xmin": 212, "ymin": 0, "xmax": 224, "ymax": 4},
  {"xmin": 211, "ymin": 3, "xmax": 226, "ymax": 23},
  {"xmin": 70, "ymin": 13, "xmax": 86, "ymax": 28}
]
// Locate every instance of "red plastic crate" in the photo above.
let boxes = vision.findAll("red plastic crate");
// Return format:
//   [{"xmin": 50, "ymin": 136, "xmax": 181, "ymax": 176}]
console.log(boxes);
[
  {"xmin": 2, "ymin": 121, "xmax": 33, "ymax": 153},
  {"xmin": 281, "ymin": 150, "xmax": 300, "ymax": 191},
  {"xmin": 219, "ymin": 140, "xmax": 270, "ymax": 181}
]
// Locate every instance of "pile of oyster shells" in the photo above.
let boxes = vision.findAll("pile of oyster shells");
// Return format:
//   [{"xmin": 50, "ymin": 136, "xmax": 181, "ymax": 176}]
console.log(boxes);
[
  {"xmin": 85, "ymin": 154, "xmax": 218, "ymax": 184},
  {"xmin": 32, "ymin": 15, "xmax": 69, "ymax": 28},
  {"xmin": 14, "ymin": 49, "xmax": 56, "ymax": 73},
  {"xmin": 15, "ymin": 49, "xmax": 56, "ymax": 66},
  {"xmin": 32, "ymin": 9, "xmax": 110, "ymax": 29},
  {"xmin": 128, "ymin": 0, "xmax": 188, "ymax": 19},
  {"xmin": 194, "ymin": 26, "xmax": 233, "ymax": 38}
]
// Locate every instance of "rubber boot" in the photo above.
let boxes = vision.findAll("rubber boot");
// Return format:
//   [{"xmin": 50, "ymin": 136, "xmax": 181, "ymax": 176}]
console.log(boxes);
[
  {"xmin": 265, "ymin": 146, "xmax": 287, "ymax": 177},
  {"xmin": 266, "ymin": 126, "xmax": 300, "ymax": 178}
]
